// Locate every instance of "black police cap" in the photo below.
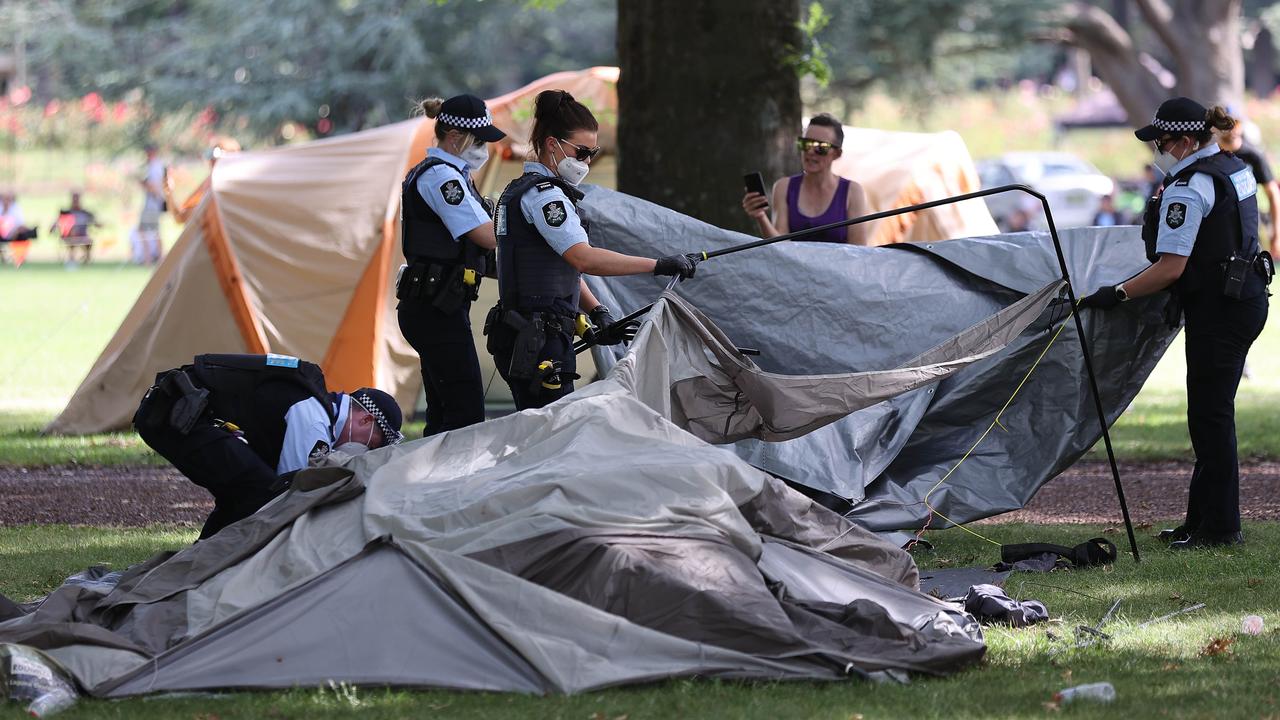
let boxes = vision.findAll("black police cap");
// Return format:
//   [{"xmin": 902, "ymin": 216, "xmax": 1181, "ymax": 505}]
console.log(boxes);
[
  {"xmin": 1135, "ymin": 97, "xmax": 1210, "ymax": 141},
  {"xmin": 438, "ymin": 94, "xmax": 506, "ymax": 143},
  {"xmin": 351, "ymin": 388, "xmax": 404, "ymax": 445}
]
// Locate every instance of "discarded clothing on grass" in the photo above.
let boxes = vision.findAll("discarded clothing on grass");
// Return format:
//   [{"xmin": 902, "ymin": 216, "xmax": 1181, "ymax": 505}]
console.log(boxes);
[
  {"xmin": 995, "ymin": 538, "xmax": 1117, "ymax": 572},
  {"xmin": 964, "ymin": 584, "xmax": 1049, "ymax": 627}
]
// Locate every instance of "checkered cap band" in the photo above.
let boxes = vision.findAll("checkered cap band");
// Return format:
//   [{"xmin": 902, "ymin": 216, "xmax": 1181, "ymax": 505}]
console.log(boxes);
[
  {"xmin": 438, "ymin": 110, "xmax": 494, "ymax": 130},
  {"xmin": 1153, "ymin": 117, "xmax": 1206, "ymax": 133},
  {"xmin": 351, "ymin": 391, "xmax": 403, "ymax": 445}
]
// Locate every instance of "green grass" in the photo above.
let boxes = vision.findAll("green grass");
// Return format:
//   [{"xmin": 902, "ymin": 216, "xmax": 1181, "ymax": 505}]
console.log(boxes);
[{"xmin": 1, "ymin": 522, "xmax": 1276, "ymax": 719}]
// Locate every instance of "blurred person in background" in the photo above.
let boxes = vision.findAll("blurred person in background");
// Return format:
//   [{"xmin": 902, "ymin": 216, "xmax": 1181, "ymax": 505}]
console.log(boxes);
[
  {"xmin": 742, "ymin": 113, "xmax": 871, "ymax": 245},
  {"xmin": 1218, "ymin": 119, "xmax": 1279, "ymax": 256},
  {"xmin": 1092, "ymin": 194, "xmax": 1123, "ymax": 226},
  {"xmin": 133, "ymin": 144, "xmax": 167, "ymax": 264},
  {"xmin": 0, "ymin": 192, "xmax": 38, "ymax": 265},
  {"xmin": 52, "ymin": 192, "xmax": 99, "ymax": 266},
  {"xmin": 166, "ymin": 137, "xmax": 241, "ymax": 224}
]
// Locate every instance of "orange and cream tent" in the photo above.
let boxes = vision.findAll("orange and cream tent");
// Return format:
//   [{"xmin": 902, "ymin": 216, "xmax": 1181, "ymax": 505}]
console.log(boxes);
[{"xmin": 48, "ymin": 67, "xmax": 994, "ymax": 434}]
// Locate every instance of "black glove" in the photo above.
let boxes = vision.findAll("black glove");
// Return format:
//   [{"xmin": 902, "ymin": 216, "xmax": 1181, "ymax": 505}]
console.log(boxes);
[
  {"xmin": 587, "ymin": 305, "xmax": 638, "ymax": 346},
  {"xmin": 654, "ymin": 253, "xmax": 702, "ymax": 279},
  {"xmin": 1078, "ymin": 285, "xmax": 1122, "ymax": 310}
]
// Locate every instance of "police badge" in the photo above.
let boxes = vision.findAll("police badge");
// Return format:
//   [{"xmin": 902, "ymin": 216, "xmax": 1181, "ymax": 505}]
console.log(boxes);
[
  {"xmin": 1166, "ymin": 202, "xmax": 1187, "ymax": 229},
  {"xmin": 440, "ymin": 180, "xmax": 464, "ymax": 205},
  {"xmin": 543, "ymin": 200, "xmax": 567, "ymax": 227}
]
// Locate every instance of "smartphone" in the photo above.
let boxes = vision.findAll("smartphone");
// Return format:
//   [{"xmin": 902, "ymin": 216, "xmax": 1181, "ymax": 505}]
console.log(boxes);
[{"xmin": 743, "ymin": 172, "xmax": 768, "ymax": 207}]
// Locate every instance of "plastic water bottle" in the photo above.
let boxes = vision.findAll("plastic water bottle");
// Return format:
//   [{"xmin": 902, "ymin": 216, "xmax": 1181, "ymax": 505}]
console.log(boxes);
[
  {"xmin": 1054, "ymin": 682, "xmax": 1116, "ymax": 704},
  {"xmin": 26, "ymin": 688, "xmax": 77, "ymax": 717}
]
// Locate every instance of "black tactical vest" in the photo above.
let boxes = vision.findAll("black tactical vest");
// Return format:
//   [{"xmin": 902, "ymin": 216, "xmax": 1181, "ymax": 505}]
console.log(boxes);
[
  {"xmin": 186, "ymin": 354, "xmax": 334, "ymax": 467},
  {"xmin": 495, "ymin": 172, "xmax": 583, "ymax": 314},
  {"xmin": 1161, "ymin": 152, "xmax": 1260, "ymax": 296},
  {"xmin": 401, "ymin": 155, "xmax": 483, "ymax": 264}
]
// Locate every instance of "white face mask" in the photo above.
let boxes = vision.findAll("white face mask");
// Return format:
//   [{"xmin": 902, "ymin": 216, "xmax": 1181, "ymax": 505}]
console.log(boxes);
[
  {"xmin": 461, "ymin": 143, "xmax": 489, "ymax": 171},
  {"xmin": 333, "ymin": 441, "xmax": 370, "ymax": 455},
  {"xmin": 554, "ymin": 140, "xmax": 590, "ymax": 186}
]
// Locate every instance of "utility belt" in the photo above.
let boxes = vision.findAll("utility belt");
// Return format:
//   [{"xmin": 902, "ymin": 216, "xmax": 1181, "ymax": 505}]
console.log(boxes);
[
  {"xmin": 1219, "ymin": 250, "xmax": 1274, "ymax": 299},
  {"xmin": 483, "ymin": 303, "xmax": 579, "ymax": 393},
  {"xmin": 395, "ymin": 259, "xmax": 481, "ymax": 314},
  {"xmin": 134, "ymin": 369, "xmax": 250, "ymax": 443}
]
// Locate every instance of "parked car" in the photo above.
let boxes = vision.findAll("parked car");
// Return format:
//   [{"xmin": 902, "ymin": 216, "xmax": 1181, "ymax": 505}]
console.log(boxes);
[{"xmin": 976, "ymin": 152, "xmax": 1116, "ymax": 231}]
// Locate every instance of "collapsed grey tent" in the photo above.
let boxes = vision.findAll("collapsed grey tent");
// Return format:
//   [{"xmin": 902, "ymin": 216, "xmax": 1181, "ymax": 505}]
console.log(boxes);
[
  {"xmin": 0, "ymin": 270, "xmax": 1065, "ymax": 696},
  {"xmin": 581, "ymin": 188, "xmax": 1178, "ymax": 530}
]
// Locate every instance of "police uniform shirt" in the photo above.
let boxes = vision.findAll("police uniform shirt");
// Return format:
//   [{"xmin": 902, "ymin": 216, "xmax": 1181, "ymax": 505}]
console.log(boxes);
[
  {"xmin": 1156, "ymin": 143, "xmax": 1223, "ymax": 257},
  {"xmin": 415, "ymin": 147, "xmax": 491, "ymax": 240},
  {"xmin": 518, "ymin": 162, "xmax": 589, "ymax": 255},
  {"xmin": 276, "ymin": 394, "xmax": 349, "ymax": 474}
]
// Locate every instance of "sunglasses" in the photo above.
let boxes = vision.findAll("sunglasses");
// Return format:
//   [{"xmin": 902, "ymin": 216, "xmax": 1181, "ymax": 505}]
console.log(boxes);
[
  {"xmin": 559, "ymin": 138, "xmax": 601, "ymax": 162},
  {"xmin": 797, "ymin": 137, "xmax": 838, "ymax": 155},
  {"xmin": 1154, "ymin": 136, "xmax": 1178, "ymax": 154}
]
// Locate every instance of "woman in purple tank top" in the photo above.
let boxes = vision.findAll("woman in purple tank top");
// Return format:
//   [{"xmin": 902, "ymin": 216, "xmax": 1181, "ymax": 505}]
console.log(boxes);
[{"xmin": 741, "ymin": 113, "xmax": 870, "ymax": 245}]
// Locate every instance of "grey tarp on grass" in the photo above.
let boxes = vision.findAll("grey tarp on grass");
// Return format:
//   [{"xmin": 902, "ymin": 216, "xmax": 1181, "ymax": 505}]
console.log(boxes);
[
  {"xmin": 0, "ymin": 274, "xmax": 1071, "ymax": 695},
  {"xmin": 580, "ymin": 187, "xmax": 1178, "ymax": 530}
]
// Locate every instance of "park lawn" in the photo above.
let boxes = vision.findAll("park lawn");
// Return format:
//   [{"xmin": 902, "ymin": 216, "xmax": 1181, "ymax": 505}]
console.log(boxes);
[{"xmin": 0, "ymin": 521, "xmax": 1276, "ymax": 719}]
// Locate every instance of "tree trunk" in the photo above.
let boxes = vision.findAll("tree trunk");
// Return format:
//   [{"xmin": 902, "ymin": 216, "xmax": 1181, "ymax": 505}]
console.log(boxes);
[
  {"xmin": 1247, "ymin": 26, "xmax": 1276, "ymax": 98},
  {"xmin": 617, "ymin": 0, "xmax": 801, "ymax": 233},
  {"xmin": 1061, "ymin": 0, "xmax": 1245, "ymax": 124}
]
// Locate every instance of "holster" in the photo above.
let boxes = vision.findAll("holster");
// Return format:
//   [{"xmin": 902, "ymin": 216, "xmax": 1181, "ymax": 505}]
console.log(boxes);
[
  {"xmin": 164, "ymin": 370, "xmax": 209, "ymax": 435},
  {"xmin": 504, "ymin": 311, "xmax": 547, "ymax": 381},
  {"xmin": 1140, "ymin": 195, "xmax": 1161, "ymax": 263},
  {"xmin": 397, "ymin": 261, "xmax": 478, "ymax": 314}
]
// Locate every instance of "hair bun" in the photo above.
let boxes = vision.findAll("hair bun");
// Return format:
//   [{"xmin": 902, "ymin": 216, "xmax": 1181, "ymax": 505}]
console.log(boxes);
[{"xmin": 417, "ymin": 97, "xmax": 444, "ymax": 119}]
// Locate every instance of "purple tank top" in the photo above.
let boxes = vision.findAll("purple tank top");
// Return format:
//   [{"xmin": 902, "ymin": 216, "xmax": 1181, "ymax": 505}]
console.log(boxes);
[{"xmin": 786, "ymin": 174, "xmax": 850, "ymax": 243}]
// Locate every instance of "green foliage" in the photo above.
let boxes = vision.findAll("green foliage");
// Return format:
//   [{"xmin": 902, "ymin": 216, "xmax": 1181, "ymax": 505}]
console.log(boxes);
[
  {"xmin": 2, "ymin": 522, "xmax": 1279, "ymax": 718},
  {"xmin": 13, "ymin": 0, "xmax": 617, "ymax": 139},
  {"xmin": 785, "ymin": 2, "xmax": 833, "ymax": 88}
]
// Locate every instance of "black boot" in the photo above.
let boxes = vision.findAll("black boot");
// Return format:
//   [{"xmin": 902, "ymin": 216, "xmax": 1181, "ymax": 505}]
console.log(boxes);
[{"xmin": 1169, "ymin": 530, "xmax": 1244, "ymax": 550}]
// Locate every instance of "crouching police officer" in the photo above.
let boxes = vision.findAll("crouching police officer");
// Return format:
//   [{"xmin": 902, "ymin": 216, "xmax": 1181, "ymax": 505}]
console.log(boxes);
[
  {"xmin": 133, "ymin": 354, "xmax": 404, "ymax": 539},
  {"xmin": 1080, "ymin": 97, "xmax": 1273, "ymax": 549},
  {"xmin": 399, "ymin": 94, "xmax": 504, "ymax": 436},
  {"xmin": 485, "ymin": 89, "xmax": 700, "ymax": 410}
]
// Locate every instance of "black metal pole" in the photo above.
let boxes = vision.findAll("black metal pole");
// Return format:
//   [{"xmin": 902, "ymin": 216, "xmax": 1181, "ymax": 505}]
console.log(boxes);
[{"xmin": 573, "ymin": 184, "xmax": 1142, "ymax": 561}]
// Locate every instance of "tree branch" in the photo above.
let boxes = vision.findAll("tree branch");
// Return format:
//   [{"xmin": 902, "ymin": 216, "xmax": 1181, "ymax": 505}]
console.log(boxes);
[
  {"xmin": 1059, "ymin": 2, "xmax": 1167, "ymax": 124},
  {"xmin": 1134, "ymin": 0, "xmax": 1191, "ymax": 78}
]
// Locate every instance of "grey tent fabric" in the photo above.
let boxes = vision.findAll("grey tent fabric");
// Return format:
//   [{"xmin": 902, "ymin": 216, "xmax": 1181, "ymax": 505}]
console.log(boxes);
[
  {"xmin": 0, "ymin": 276, "xmax": 1019, "ymax": 695},
  {"xmin": 580, "ymin": 187, "xmax": 1177, "ymax": 530}
]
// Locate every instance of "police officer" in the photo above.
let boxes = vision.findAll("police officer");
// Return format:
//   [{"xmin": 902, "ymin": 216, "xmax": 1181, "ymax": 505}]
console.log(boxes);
[
  {"xmin": 486, "ymin": 89, "xmax": 700, "ymax": 410},
  {"xmin": 398, "ymin": 94, "xmax": 505, "ymax": 436},
  {"xmin": 1080, "ymin": 97, "xmax": 1272, "ymax": 549},
  {"xmin": 133, "ymin": 354, "xmax": 404, "ymax": 539}
]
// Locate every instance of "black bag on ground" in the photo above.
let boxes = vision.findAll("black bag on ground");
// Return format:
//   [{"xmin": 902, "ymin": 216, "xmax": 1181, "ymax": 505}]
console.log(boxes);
[{"xmin": 999, "ymin": 537, "xmax": 1117, "ymax": 569}]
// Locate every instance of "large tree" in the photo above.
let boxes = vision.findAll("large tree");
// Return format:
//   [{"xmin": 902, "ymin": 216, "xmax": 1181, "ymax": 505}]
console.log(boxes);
[
  {"xmin": 616, "ymin": 0, "xmax": 802, "ymax": 233},
  {"xmin": 1060, "ymin": 0, "xmax": 1245, "ymax": 123}
]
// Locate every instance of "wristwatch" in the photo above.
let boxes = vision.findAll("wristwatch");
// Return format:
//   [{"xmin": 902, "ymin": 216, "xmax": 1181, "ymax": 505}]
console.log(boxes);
[{"xmin": 1115, "ymin": 283, "xmax": 1130, "ymax": 302}]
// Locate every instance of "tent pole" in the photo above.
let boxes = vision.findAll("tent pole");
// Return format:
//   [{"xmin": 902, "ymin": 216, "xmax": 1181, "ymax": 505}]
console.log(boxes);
[
  {"xmin": 574, "ymin": 185, "xmax": 1143, "ymax": 562},
  {"xmin": 1035, "ymin": 194, "xmax": 1141, "ymax": 563}
]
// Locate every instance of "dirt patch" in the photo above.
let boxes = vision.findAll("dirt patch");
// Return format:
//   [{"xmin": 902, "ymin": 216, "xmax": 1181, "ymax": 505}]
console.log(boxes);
[
  {"xmin": 1, "ymin": 460, "xmax": 1277, "ymax": 528},
  {"xmin": 0, "ymin": 465, "xmax": 209, "ymax": 526},
  {"xmin": 987, "ymin": 459, "xmax": 1280, "ymax": 525}
]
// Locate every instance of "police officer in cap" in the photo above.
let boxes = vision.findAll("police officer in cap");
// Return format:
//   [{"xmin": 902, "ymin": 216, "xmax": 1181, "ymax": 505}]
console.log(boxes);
[
  {"xmin": 398, "ymin": 94, "xmax": 505, "ymax": 436},
  {"xmin": 486, "ymin": 89, "xmax": 700, "ymax": 410},
  {"xmin": 1079, "ymin": 97, "xmax": 1272, "ymax": 549},
  {"xmin": 133, "ymin": 354, "xmax": 404, "ymax": 539}
]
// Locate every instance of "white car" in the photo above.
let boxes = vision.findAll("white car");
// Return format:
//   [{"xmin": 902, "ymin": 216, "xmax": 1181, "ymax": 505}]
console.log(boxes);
[{"xmin": 976, "ymin": 152, "xmax": 1116, "ymax": 231}]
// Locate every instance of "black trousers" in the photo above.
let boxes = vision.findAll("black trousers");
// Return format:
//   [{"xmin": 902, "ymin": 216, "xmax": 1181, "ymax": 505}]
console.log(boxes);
[
  {"xmin": 133, "ymin": 385, "xmax": 281, "ymax": 539},
  {"xmin": 398, "ymin": 297, "xmax": 485, "ymax": 436},
  {"xmin": 1181, "ymin": 285, "xmax": 1268, "ymax": 534},
  {"xmin": 491, "ymin": 320, "xmax": 576, "ymax": 411}
]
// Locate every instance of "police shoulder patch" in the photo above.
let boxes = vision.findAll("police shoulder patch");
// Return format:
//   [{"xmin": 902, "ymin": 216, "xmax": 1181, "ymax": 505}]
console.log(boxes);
[
  {"xmin": 542, "ymin": 200, "xmax": 567, "ymax": 227},
  {"xmin": 1166, "ymin": 202, "xmax": 1187, "ymax": 229},
  {"xmin": 309, "ymin": 440, "xmax": 330, "ymax": 461},
  {"xmin": 440, "ymin": 179, "xmax": 464, "ymax": 205}
]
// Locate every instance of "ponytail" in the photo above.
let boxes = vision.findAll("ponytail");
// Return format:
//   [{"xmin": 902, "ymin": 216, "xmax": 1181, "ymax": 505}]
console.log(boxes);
[
  {"xmin": 530, "ymin": 90, "xmax": 598, "ymax": 159},
  {"xmin": 1194, "ymin": 105, "xmax": 1237, "ymax": 145},
  {"xmin": 415, "ymin": 96, "xmax": 469, "ymax": 146}
]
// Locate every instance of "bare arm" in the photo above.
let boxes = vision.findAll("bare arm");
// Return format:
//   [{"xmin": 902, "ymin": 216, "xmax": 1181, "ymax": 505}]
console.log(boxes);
[
  {"xmin": 578, "ymin": 279, "xmax": 601, "ymax": 313},
  {"xmin": 461, "ymin": 221, "xmax": 496, "ymax": 251},
  {"xmin": 562, "ymin": 243, "xmax": 658, "ymax": 276},
  {"xmin": 845, "ymin": 180, "xmax": 871, "ymax": 245},
  {"xmin": 1119, "ymin": 254, "xmax": 1189, "ymax": 299},
  {"xmin": 1264, "ymin": 180, "xmax": 1280, "ymax": 257}
]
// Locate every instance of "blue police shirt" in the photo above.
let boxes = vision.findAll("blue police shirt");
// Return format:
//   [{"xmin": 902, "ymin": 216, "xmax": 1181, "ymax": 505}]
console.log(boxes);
[
  {"xmin": 415, "ymin": 147, "xmax": 490, "ymax": 240},
  {"xmin": 1155, "ymin": 143, "xmax": 1225, "ymax": 257},
  {"xmin": 517, "ymin": 162, "xmax": 589, "ymax": 255},
  {"xmin": 276, "ymin": 394, "xmax": 349, "ymax": 474}
]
